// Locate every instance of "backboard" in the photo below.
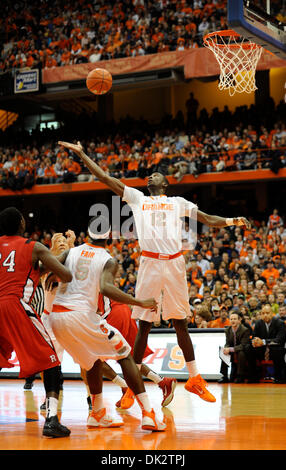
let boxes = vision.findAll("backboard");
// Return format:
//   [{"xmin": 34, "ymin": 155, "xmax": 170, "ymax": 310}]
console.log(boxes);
[{"xmin": 227, "ymin": 0, "xmax": 286, "ymax": 59}]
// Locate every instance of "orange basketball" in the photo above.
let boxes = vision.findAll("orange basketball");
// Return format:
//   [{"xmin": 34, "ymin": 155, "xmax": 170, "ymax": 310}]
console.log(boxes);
[{"xmin": 86, "ymin": 68, "xmax": 112, "ymax": 95}]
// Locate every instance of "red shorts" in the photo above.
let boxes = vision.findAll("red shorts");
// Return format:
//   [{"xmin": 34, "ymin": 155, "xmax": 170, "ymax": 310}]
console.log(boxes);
[
  {"xmin": 0, "ymin": 296, "xmax": 60, "ymax": 378},
  {"xmin": 106, "ymin": 304, "xmax": 153, "ymax": 359}
]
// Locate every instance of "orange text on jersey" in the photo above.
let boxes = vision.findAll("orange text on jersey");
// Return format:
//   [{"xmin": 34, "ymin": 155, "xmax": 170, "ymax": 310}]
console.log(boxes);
[
  {"xmin": 142, "ymin": 203, "xmax": 174, "ymax": 211},
  {"xmin": 80, "ymin": 250, "xmax": 95, "ymax": 258}
]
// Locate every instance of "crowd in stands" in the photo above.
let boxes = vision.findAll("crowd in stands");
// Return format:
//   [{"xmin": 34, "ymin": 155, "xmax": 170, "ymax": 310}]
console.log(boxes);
[
  {"xmin": 1, "ymin": 0, "xmax": 285, "ymax": 72},
  {"xmin": 0, "ymin": 98, "xmax": 286, "ymax": 191},
  {"xmin": 0, "ymin": 0, "xmax": 230, "ymax": 72},
  {"xmin": 1, "ymin": 0, "xmax": 285, "ymax": 73}
]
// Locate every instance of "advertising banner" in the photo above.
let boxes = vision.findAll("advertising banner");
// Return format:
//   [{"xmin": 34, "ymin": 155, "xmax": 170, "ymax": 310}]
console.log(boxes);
[
  {"xmin": 14, "ymin": 69, "xmax": 39, "ymax": 93},
  {"xmin": 0, "ymin": 330, "xmax": 225, "ymax": 380}
]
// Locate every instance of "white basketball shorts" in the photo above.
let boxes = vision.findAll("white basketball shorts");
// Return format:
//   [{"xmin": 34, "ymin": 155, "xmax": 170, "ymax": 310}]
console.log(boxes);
[
  {"xmin": 49, "ymin": 309, "xmax": 131, "ymax": 371},
  {"xmin": 131, "ymin": 254, "xmax": 190, "ymax": 323}
]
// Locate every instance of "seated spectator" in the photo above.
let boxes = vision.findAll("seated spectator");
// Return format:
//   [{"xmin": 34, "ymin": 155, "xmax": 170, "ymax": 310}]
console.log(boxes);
[
  {"xmin": 14, "ymin": 163, "xmax": 29, "ymax": 190},
  {"xmin": 242, "ymin": 147, "xmax": 257, "ymax": 170},
  {"xmin": 43, "ymin": 160, "xmax": 57, "ymax": 184},
  {"xmin": 208, "ymin": 304, "xmax": 231, "ymax": 328},
  {"xmin": 125, "ymin": 155, "xmax": 139, "ymax": 178},
  {"xmin": 268, "ymin": 208, "xmax": 283, "ymax": 231},
  {"xmin": 91, "ymin": 44, "xmax": 104, "ymax": 62},
  {"xmin": 248, "ymin": 303, "xmax": 286, "ymax": 383},
  {"xmin": 276, "ymin": 304, "xmax": 286, "ymax": 325},
  {"xmin": 63, "ymin": 156, "xmax": 82, "ymax": 183},
  {"xmin": 197, "ymin": 251, "xmax": 211, "ymax": 275},
  {"xmin": 36, "ymin": 162, "xmax": 46, "ymax": 184},
  {"xmin": 123, "ymin": 272, "xmax": 137, "ymax": 295},
  {"xmin": 193, "ymin": 303, "xmax": 212, "ymax": 329},
  {"xmin": 219, "ymin": 310, "xmax": 252, "ymax": 383},
  {"xmin": 208, "ymin": 303, "xmax": 221, "ymax": 327},
  {"xmin": 262, "ymin": 260, "xmax": 280, "ymax": 281},
  {"xmin": 268, "ymin": 293, "xmax": 279, "ymax": 314}
]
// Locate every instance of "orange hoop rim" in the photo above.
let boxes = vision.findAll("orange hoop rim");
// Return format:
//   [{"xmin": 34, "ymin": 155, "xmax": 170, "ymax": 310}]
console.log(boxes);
[{"xmin": 203, "ymin": 29, "xmax": 262, "ymax": 50}]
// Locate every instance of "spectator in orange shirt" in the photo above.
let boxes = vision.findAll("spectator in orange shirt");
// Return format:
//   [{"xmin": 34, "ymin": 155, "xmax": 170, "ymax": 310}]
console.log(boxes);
[
  {"xmin": 186, "ymin": 258, "xmax": 203, "ymax": 282},
  {"xmin": 125, "ymin": 155, "xmax": 139, "ymax": 178},
  {"xmin": 209, "ymin": 305, "xmax": 231, "ymax": 328},
  {"xmin": 262, "ymin": 260, "xmax": 280, "ymax": 280},
  {"xmin": 152, "ymin": 27, "xmax": 164, "ymax": 43},
  {"xmin": 267, "ymin": 275, "xmax": 277, "ymax": 294},
  {"xmin": 268, "ymin": 209, "xmax": 283, "ymax": 230},
  {"xmin": 43, "ymin": 161, "xmax": 57, "ymax": 184},
  {"xmin": 61, "ymin": 48, "xmax": 71, "ymax": 66},
  {"xmin": 63, "ymin": 156, "xmax": 82, "ymax": 183},
  {"xmin": 45, "ymin": 55, "xmax": 57, "ymax": 68},
  {"xmin": 71, "ymin": 37, "xmax": 82, "ymax": 57}
]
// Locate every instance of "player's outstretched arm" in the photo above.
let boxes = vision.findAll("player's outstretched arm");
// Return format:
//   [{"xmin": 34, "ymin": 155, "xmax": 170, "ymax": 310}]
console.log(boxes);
[
  {"xmin": 100, "ymin": 259, "xmax": 157, "ymax": 311},
  {"xmin": 197, "ymin": 210, "xmax": 251, "ymax": 230},
  {"xmin": 32, "ymin": 242, "xmax": 72, "ymax": 283},
  {"xmin": 58, "ymin": 140, "xmax": 125, "ymax": 197}
]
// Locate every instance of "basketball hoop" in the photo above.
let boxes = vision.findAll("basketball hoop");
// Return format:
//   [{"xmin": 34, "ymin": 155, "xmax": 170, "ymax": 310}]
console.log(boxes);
[{"xmin": 203, "ymin": 30, "xmax": 263, "ymax": 96}]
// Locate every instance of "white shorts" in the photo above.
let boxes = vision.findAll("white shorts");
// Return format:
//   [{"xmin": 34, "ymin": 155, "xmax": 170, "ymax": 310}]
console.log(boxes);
[
  {"xmin": 49, "ymin": 309, "xmax": 131, "ymax": 371},
  {"xmin": 131, "ymin": 255, "xmax": 191, "ymax": 323},
  {"xmin": 41, "ymin": 312, "xmax": 64, "ymax": 363}
]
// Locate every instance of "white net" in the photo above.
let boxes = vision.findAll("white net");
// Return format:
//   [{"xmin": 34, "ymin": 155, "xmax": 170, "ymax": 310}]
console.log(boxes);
[{"xmin": 203, "ymin": 30, "xmax": 263, "ymax": 96}]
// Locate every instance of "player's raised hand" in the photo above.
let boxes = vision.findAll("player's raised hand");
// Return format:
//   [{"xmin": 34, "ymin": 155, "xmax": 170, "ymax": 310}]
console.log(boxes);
[
  {"xmin": 233, "ymin": 217, "xmax": 251, "ymax": 230},
  {"xmin": 58, "ymin": 140, "xmax": 84, "ymax": 156},
  {"xmin": 65, "ymin": 229, "xmax": 76, "ymax": 248},
  {"xmin": 139, "ymin": 298, "xmax": 158, "ymax": 312}
]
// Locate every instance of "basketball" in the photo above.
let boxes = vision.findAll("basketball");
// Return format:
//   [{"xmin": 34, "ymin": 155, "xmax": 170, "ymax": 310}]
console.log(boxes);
[{"xmin": 86, "ymin": 68, "xmax": 112, "ymax": 95}]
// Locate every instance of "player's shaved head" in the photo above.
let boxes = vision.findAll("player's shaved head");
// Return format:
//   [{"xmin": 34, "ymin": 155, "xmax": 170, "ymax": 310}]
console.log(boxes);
[{"xmin": 0, "ymin": 207, "xmax": 25, "ymax": 236}]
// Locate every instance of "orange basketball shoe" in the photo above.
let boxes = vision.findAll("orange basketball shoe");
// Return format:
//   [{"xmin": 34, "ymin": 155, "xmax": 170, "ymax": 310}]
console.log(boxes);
[
  {"xmin": 115, "ymin": 388, "xmax": 128, "ymax": 408},
  {"xmin": 184, "ymin": 374, "xmax": 216, "ymax": 402},
  {"xmin": 120, "ymin": 388, "xmax": 135, "ymax": 410},
  {"xmin": 87, "ymin": 408, "xmax": 123, "ymax": 428},
  {"xmin": 142, "ymin": 409, "xmax": 167, "ymax": 432}
]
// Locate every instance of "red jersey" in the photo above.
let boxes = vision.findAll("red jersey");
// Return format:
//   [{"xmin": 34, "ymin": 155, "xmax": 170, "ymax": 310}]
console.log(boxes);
[
  {"xmin": 0, "ymin": 236, "xmax": 40, "ymax": 304},
  {"xmin": 0, "ymin": 235, "xmax": 60, "ymax": 377},
  {"xmin": 97, "ymin": 293, "xmax": 121, "ymax": 318},
  {"xmin": 97, "ymin": 293, "xmax": 153, "ymax": 358}
]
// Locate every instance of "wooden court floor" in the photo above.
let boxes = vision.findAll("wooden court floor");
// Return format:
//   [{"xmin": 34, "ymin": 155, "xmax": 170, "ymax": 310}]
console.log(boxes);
[{"xmin": 1, "ymin": 378, "xmax": 286, "ymax": 451}]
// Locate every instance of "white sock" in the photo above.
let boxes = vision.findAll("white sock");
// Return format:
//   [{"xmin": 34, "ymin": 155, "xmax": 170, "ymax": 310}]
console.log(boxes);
[
  {"xmin": 186, "ymin": 360, "xmax": 199, "ymax": 378},
  {"xmin": 46, "ymin": 397, "xmax": 58, "ymax": 418},
  {"xmin": 135, "ymin": 392, "xmax": 152, "ymax": 412},
  {"xmin": 136, "ymin": 364, "xmax": 142, "ymax": 370},
  {"xmin": 91, "ymin": 393, "xmax": 104, "ymax": 412},
  {"xmin": 112, "ymin": 375, "xmax": 127, "ymax": 388},
  {"xmin": 146, "ymin": 371, "xmax": 163, "ymax": 384}
]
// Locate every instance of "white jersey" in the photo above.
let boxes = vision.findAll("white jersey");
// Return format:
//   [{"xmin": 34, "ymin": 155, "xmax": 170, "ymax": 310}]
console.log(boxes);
[
  {"xmin": 53, "ymin": 243, "xmax": 111, "ymax": 315},
  {"xmin": 122, "ymin": 185, "xmax": 198, "ymax": 254}
]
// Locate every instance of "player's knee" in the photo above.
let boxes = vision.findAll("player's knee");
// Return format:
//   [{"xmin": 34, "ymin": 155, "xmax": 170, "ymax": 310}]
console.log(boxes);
[
  {"xmin": 173, "ymin": 318, "xmax": 188, "ymax": 331},
  {"xmin": 138, "ymin": 320, "xmax": 152, "ymax": 336}
]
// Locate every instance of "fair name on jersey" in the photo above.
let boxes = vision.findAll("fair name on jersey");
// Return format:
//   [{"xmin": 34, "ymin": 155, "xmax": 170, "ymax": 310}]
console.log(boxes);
[{"xmin": 80, "ymin": 250, "xmax": 95, "ymax": 258}]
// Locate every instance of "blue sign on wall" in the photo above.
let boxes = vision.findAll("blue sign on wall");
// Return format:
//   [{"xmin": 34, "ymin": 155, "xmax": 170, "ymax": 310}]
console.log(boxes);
[{"xmin": 14, "ymin": 69, "xmax": 39, "ymax": 94}]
